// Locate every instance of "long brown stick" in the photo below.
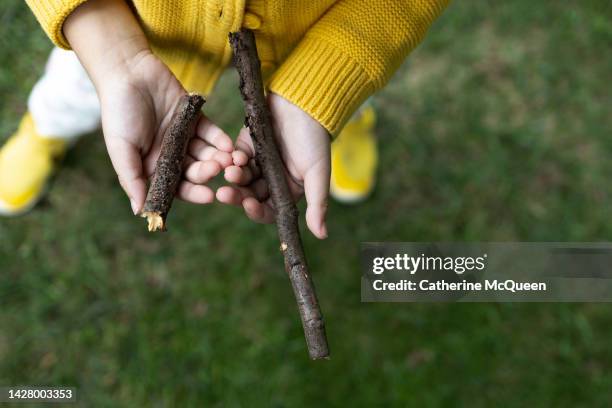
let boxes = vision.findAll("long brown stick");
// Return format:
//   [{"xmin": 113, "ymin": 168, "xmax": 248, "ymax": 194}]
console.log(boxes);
[
  {"xmin": 229, "ymin": 29, "xmax": 329, "ymax": 360},
  {"xmin": 141, "ymin": 93, "xmax": 205, "ymax": 231}
]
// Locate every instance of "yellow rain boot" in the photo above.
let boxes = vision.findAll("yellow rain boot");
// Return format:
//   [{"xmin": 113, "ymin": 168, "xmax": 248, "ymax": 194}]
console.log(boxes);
[
  {"xmin": 0, "ymin": 113, "xmax": 68, "ymax": 216},
  {"xmin": 330, "ymin": 105, "xmax": 378, "ymax": 203}
]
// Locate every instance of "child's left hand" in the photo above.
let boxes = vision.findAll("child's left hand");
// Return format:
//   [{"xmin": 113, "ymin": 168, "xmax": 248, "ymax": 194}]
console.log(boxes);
[{"xmin": 216, "ymin": 93, "xmax": 331, "ymax": 239}]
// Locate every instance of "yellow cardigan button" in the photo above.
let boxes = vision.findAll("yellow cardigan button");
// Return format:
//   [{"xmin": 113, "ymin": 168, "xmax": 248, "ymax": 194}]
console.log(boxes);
[{"xmin": 243, "ymin": 12, "xmax": 262, "ymax": 30}]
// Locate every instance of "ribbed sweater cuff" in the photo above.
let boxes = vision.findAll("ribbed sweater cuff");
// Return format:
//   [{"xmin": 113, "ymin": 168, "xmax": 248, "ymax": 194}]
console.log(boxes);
[
  {"xmin": 268, "ymin": 36, "xmax": 374, "ymax": 136},
  {"xmin": 26, "ymin": 0, "xmax": 89, "ymax": 49}
]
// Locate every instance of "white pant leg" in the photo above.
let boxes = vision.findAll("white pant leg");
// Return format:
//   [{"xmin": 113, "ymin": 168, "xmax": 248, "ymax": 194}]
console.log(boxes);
[{"xmin": 28, "ymin": 47, "xmax": 101, "ymax": 140}]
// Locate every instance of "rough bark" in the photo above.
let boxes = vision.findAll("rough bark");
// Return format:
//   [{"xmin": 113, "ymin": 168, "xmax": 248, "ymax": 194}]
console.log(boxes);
[
  {"xmin": 229, "ymin": 29, "xmax": 330, "ymax": 360},
  {"xmin": 141, "ymin": 93, "xmax": 205, "ymax": 231}
]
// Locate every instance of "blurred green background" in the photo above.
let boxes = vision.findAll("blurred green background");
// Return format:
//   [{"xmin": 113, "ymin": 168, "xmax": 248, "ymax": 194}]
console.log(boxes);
[{"xmin": 1, "ymin": 1, "xmax": 612, "ymax": 406}]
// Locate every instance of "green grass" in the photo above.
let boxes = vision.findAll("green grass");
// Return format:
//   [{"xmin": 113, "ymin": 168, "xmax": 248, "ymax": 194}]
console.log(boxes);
[{"xmin": 1, "ymin": 1, "xmax": 612, "ymax": 406}]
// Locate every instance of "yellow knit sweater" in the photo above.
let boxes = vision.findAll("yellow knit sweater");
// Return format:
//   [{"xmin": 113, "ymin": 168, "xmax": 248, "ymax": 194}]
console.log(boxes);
[{"xmin": 25, "ymin": 0, "xmax": 449, "ymax": 135}]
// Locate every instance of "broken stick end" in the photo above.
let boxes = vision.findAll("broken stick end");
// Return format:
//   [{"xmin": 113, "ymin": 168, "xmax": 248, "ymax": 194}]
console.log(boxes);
[
  {"xmin": 305, "ymin": 320, "xmax": 330, "ymax": 360},
  {"xmin": 187, "ymin": 92, "xmax": 206, "ymax": 106},
  {"xmin": 141, "ymin": 211, "xmax": 166, "ymax": 232},
  {"xmin": 307, "ymin": 341, "xmax": 330, "ymax": 361},
  {"xmin": 310, "ymin": 352, "xmax": 331, "ymax": 361}
]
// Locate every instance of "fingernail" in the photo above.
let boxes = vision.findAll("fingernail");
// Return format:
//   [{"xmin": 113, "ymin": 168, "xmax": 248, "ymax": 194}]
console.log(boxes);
[
  {"xmin": 320, "ymin": 223, "xmax": 328, "ymax": 239},
  {"xmin": 130, "ymin": 198, "xmax": 138, "ymax": 215}
]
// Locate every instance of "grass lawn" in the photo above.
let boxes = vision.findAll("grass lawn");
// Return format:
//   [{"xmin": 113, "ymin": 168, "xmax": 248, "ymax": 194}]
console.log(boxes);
[{"xmin": 1, "ymin": 1, "xmax": 611, "ymax": 406}]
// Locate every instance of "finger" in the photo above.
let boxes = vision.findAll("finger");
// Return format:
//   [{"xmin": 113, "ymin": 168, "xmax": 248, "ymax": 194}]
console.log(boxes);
[
  {"xmin": 106, "ymin": 138, "xmax": 147, "ymax": 215},
  {"xmin": 216, "ymin": 178, "xmax": 269, "ymax": 206},
  {"xmin": 176, "ymin": 181, "xmax": 215, "ymax": 204},
  {"xmin": 189, "ymin": 138, "xmax": 233, "ymax": 167},
  {"xmin": 224, "ymin": 165, "xmax": 255, "ymax": 186},
  {"xmin": 303, "ymin": 160, "xmax": 330, "ymax": 239},
  {"xmin": 184, "ymin": 160, "xmax": 222, "ymax": 184},
  {"xmin": 242, "ymin": 197, "xmax": 275, "ymax": 224},
  {"xmin": 196, "ymin": 115, "xmax": 233, "ymax": 152},
  {"xmin": 232, "ymin": 150, "xmax": 250, "ymax": 167},
  {"xmin": 216, "ymin": 185, "xmax": 245, "ymax": 207},
  {"xmin": 232, "ymin": 127, "xmax": 254, "ymax": 165}
]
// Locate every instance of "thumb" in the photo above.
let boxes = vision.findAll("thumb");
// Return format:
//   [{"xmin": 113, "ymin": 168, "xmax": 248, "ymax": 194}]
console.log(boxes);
[
  {"xmin": 106, "ymin": 137, "xmax": 147, "ymax": 215},
  {"xmin": 303, "ymin": 159, "xmax": 330, "ymax": 239}
]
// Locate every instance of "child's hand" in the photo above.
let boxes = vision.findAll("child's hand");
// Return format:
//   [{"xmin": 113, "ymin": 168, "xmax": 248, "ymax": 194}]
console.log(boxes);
[
  {"xmin": 216, "ymin": 93, "xmax": 331, "ymax": 239},
  {"xmin": 98, "ymin": 51, "xmax": 233, "ymax": 214},
  {"xmin": 63, "ymin": 0, "xmax": 233, "ymax": 214}
]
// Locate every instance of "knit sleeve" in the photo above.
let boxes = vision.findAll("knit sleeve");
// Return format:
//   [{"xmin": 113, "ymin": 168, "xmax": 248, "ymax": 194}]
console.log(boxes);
[
  {"xmin": 25, "ymin": 0, "xmax": 89, "ymax": 49},
  {"xmin": 268, "ymin": 0, "xmax": 450, "ymax": 136}
]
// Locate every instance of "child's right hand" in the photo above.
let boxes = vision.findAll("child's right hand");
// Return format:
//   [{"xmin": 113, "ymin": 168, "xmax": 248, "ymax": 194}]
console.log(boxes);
[{"xmin": 64, "ymin": 0, "xmax": 234, "ymax": 214}]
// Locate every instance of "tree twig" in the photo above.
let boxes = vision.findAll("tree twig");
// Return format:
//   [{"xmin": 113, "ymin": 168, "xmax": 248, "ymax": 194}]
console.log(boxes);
[
  {"xmin": 229, "ymin": 29, "xmax": 330, "ymax": 360},
  {"xmin": 141, "ymin": 93, "xmax": 205, "ymax": 231}
]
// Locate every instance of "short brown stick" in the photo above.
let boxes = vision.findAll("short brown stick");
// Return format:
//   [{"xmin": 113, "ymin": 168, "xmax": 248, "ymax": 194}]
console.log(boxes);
[
  {"xmin": 141, "ymin": 93, "xmax": 205, "ymax": 231},
  {"xmin": 229, "ymin": 29, "xmax": 329, "ymax": 360}
]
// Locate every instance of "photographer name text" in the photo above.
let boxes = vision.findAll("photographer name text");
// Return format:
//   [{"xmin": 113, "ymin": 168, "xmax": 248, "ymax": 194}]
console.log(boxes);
[{"xmin": 372, "ymin": 279, "xmax": 546, "ymax": 293}]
